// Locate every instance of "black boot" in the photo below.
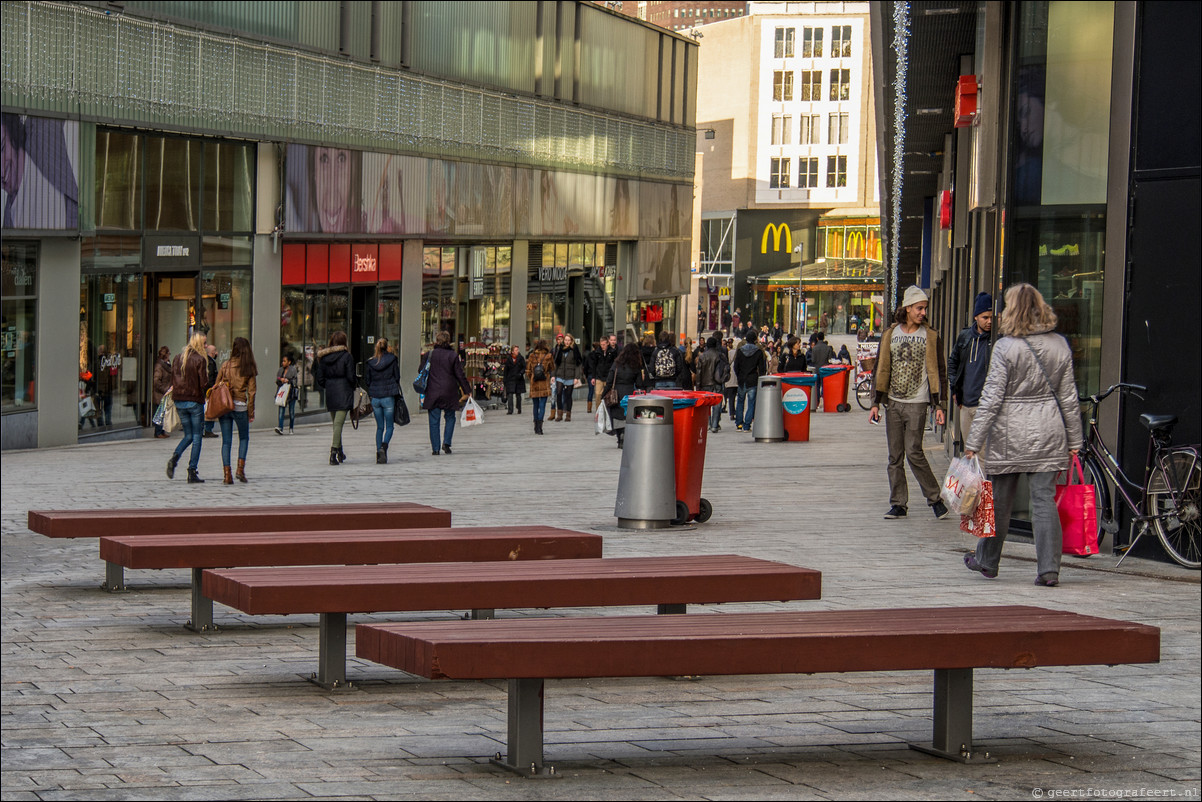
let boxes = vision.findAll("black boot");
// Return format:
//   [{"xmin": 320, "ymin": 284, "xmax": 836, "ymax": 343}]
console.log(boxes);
[
  {"xmin": 337, "ymin": 446, "xmax": 347, "ymax": 463},
  {"xmin": 186, "ymin": 468, "xmax": 205, "ymax": 484},
  {"xmin": 376, "ymin": 449, "xmax": 385, "ymax": 464},
  {"xmin": 166, "ymin": 453, "xmax": 179, "ymax": 479},
  {"xmin": 535, "ymin": 419, "xmax": 543, "ymax": 435},
  {"xmin": 330, "ymin": 447, "xmax": 340, "ymax": 466}
]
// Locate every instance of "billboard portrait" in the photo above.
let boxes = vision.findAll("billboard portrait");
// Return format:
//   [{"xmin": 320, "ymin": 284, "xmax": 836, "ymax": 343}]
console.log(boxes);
[
  {"xmin": 285, "ymin": 143, "xmax": 363, "ymax": 234},
  {"xmin": 1, "ymin": 113, "xmax": 79, "ymax": 230},
  {"xmin": 362, "ymin": 152, "xmax": 426, "ymax": 235}
]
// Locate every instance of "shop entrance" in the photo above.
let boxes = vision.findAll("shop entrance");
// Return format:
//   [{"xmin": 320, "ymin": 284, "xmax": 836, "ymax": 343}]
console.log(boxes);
[
  {"xmin": 145, "ymin": 272, "xmax": 201, "ymax": 426},
  {"xmin": 350, "ymin": 285, "xmax": 378, "ymax": 371}
]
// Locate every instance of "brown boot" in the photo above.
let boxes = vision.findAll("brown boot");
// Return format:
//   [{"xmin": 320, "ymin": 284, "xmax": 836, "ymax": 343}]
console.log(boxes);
[
  {"xmin": 587, "ymin": 401, "xmax": 593, "ymax": 413},
  {"xmin": 235, "ymin": 458, "xmax": 247, "ymax": 483},
  {"xmin": 222, "ymin": 465, "xmax": 233, "ymax": 485},
  {"xmin": 565, "ymin": 411, "xmax": 572, "ymax": 422}
]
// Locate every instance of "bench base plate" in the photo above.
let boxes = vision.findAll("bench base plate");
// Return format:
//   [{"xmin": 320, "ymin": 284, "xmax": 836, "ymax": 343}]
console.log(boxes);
[
  {"xmin": 909, "ymin": 743, "xmax": 997, "ymax": 764},
  {"xmin": 489, "ymin": 756, "xmax": 560, "ymax": 779}
]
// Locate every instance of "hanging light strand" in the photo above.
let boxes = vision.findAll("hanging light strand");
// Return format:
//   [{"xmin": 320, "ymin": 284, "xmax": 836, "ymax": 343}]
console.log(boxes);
[{"xmin": 890, "ymin": 2, "xmax": 911, "ymax": 307}]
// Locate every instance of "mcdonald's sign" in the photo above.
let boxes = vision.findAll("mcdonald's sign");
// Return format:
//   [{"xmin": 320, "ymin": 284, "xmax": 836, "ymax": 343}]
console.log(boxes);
[
  {"xmin": 761, "ymin": 222, "xmax": 793, "ymax": 254},
  {"xmin": 845, "ymin": 229, "xmax": 865, "ymax": 258}
]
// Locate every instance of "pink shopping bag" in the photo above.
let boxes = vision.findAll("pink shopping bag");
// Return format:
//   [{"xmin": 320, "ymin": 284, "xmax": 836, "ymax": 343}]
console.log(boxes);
[{"xmin": 1057, "ymin": 455, "xmax": 1098, "ymax": 556}]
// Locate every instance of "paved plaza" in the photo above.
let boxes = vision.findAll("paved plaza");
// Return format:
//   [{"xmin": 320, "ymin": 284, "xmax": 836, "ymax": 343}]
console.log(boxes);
[{"xmin": 2, "ymin": 402, "xmax": 1199, "ymax": 800}]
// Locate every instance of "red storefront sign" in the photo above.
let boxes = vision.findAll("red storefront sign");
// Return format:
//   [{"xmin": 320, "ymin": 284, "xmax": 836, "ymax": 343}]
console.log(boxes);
[
  {"xmin": 282, "ymin": 242, "xmax": 403, "ymax": 285},
  {"xmin": 351, "ymin": 245, "xmax": 379, "ymax": 283}
]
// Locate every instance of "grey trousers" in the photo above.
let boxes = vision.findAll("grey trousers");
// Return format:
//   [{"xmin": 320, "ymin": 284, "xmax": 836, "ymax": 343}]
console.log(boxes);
[
  {"xmin": 885, "ymin": 401, "xmax": 941, "ymax": 508},
  {"xmin": 974, "ymin": 471, "xmax": 1063, "ymax": 579}
]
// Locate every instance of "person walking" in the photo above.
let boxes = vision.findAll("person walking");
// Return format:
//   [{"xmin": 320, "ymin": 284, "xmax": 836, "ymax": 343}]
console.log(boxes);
[
  {"xmin": 365, "ymin": 337, "xmax": 401, "ymax": 464},
  {"xmin": 948, "ymin": 292, "xmax": 994, "ymax": 449},
  {"xmin": 552, "ymin": 333, "xmax": 584, "ymax": 421},
  {"xmin": 696, "ymin": 336, "xmax": 729, "ymax": 433},
  {"xmin": 526, "ymin": 339, "xmax": 555, "ymax": 434},
  {"xmin": 723, "ymin": 338, "xmax": 738, "ymax": 422},
  {"xmin": 584, "ymin": 338, "xmax": 605, "ymax": 414},
  {"xmin": 152, "ymin": 346, "xmax": 172, "ymax": 438},
  {"xmin": 869, "ymin": 286, "xmax": 950, "ymax": 520},
  {"xmin": 649, "ymin": 330, "xmax": 685, "ymax": 390},
  {"xmin": 314, "ymin": 330, "xmax": 356, "ymax": 465},
  {"xmin": 548, "ymin": 333, "xmax": 565, "ymax": 418},
  {"xmin": 215, "ymin": 336, "xmax": 257, "ymax": 484},
  {"xmin": 604, "ymin": 342, "xmax": 646, "ymax": 449},
  {"xmin": 781, "ymin": 336, "xmax": 808, "ymax": 373},
  {"xmin": 274, "ymin": 354, "xmax": 298, "ymax": 435},
  {"xmin": 503, "ymin": 345, "xmax": 526, "ymax": 415},
  {"xmin": 202, "ymin": 344, "xmax": 220, "ymax": 439},
  {"xmin": 165, "ymin": 333, "xmax": 209, "ymax": 483},
  {"xmin": 963, "ymin": 283, "xmax": 1083, "ymax": 587},
  {"xmin": 422, "ymin": 330, "xmax": 471, "ymax": 455},
  {"xmin": 732, "ymin": 331, "xmax": 767, "ymax": 431}
]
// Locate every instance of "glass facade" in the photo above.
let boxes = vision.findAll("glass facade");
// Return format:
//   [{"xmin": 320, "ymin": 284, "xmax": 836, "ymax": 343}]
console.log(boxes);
[
  {"xmin": 2, "ymin": 242, "xmax": 37, "ymax": 413},
  {"xmin": 526, "ymin": 242, "xmax": 616, "ymax": 348}
]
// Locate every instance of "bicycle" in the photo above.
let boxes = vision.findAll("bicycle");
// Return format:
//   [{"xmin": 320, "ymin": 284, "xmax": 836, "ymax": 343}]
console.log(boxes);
[
  {"xmin": 855, "ymin": 375, "xmax": 874, "ymax": 410},
  {"xmin": 1079, "ymin": 382, "xmax": 1201, "ymax": 569}
]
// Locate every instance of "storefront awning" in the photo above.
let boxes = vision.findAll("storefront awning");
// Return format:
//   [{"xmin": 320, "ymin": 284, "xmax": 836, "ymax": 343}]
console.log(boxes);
[{"xmin": 751, "ymin": 258, "xmax": 885, "ymax": 291}]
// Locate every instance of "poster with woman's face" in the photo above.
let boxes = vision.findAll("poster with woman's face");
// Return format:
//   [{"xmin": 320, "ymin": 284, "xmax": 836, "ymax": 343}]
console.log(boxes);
[
  {"xmin": 1, "ymin": 113, "xmax": 79, "ymax": 229},
  {"xmin": 362, "ymin": 152, "xmax": 427, "ymax": 235},
  {"xmin": 284, "ymin": 143, "xmax": 362, "ymax": 233}
]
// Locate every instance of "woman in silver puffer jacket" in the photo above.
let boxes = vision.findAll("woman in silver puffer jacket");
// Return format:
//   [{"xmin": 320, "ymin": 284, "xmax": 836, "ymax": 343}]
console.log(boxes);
[{"xmin": 963, "ymin": 283, "xmax": 1083, "ymax": 587}]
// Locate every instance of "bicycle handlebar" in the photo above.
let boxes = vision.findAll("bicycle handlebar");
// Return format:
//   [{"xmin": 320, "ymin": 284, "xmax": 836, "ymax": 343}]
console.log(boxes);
[{"xmin": 1081, "ymin": 382, "xmax": 1148, "ymax": 405}]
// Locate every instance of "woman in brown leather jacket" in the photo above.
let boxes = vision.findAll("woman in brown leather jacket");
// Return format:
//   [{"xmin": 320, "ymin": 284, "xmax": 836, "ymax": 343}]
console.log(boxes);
[
  {"xmin": 215, "ymin": 337, "xmax": 258, "ymax": 484},
  {"xmin": 166, "ymin": 333, "xmax": 210, "ymax": 483}
]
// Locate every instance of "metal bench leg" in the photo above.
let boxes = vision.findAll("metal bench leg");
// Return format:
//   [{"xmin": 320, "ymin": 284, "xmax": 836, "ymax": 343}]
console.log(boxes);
[
  {"xmin": 311, "ymin": 613, "xmax": 349, "ymax": 690},
  {"xmin": 470, "ymin": 609, "xmax": 495, "ymax": 620},
  {"xmin": 185, "ymin": 568, "xmax": 216, "ymax": 632},
  {"xmin": 910, "ymin": 668, "xmax": 995, "ymax": 763},
  {"xmin": 491, "ymin": 678, "xmax": 556, "ymax": 778},
  {"xmin": 102, "ymin": 561, "xmax": 126, "ymax": 592},
  {"xmin": 657, "ymin": 603, "xmax": 687, "ymax": 614}
]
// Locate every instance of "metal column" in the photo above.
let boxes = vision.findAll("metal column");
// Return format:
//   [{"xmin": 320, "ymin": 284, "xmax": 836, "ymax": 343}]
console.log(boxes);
[
  {"xmin": 185, "ymin": 568, "xmax": 215, "ymax": 632},
  {"xmin": 910, "ymin": 668, "xmax": 995, "ymax": 763},
  {"xmin": 492, "ymin": 677, "xmax": 554, "ymax": 777},
  {"xmin": 313, "ymin": 612, "xmax": 348, "ymax": 689}
]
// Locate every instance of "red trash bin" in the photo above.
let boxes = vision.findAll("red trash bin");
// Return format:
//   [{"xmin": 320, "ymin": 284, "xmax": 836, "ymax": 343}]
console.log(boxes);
[
  {"xmin": 819, "ymin": 365, "xmax": 852, "ymax": 412},
  {"xmin": 775, "ymin": 373, "xmax": 817, "ymax": 442},
  {"xmin": 646, "ymin": 390, "xmax": 723, "ymax": 524}
]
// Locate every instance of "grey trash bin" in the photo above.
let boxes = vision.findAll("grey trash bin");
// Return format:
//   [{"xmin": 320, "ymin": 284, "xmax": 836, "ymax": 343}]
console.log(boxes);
[
  {"xmin": 614, "ymin": 395, "xmax": 676, "ymax": 529},
  {"xmin": 751, "ymin": 375, "xmax": 785, "ymax": 442}
]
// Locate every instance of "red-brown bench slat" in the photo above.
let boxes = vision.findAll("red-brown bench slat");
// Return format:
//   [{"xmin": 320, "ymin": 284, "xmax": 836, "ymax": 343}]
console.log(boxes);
[
  {"xmin": 31, "ymin": 502, "xmax": 452, "ymax": 591},
  {"xmin": 202, "ymin": 555, "xmax": 821, "ymax": 689},
  {"xmin": 355, "ymin": 606, "xmax": 1160, "ymax": 775}
]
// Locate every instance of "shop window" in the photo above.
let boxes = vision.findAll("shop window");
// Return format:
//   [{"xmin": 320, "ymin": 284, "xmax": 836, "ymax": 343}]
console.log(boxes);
[
  {"xmin": 1, "ymin": 242, "xmax": 37, "ymax": 413},
  {"xmin": 800, "ymin": 71, "xmax": 822, "ymax": 102},
  {"xmin": 203, "ymin": 141, "xmax": 254, "ymax": 232},
  {"xmin": 200, "ymin": 270, "xmax": 252, "ymax": 360},
  {"xmin": 95, "ymin": 130, "xmax": 142, "ymax": 230},
  {"xmin": 803, "ymin": 27, "xmax": 823, "ymax": 58},
  {"xmin": 78, "ymin": 271, "xmax": 145, "ymax": 431},
  {"xmin": 770, "ymin": 158, "xmax": 791, "ymax": 189},
  {"xmin": 773, "ymin": 71, "xmax": 794, "ymax": 102},
  {"xmin": 829, "ymin": 69, "xmax": 850, "ymax": 101},
  {"xmin": 145, "ymin": 136, "xmax": 201, "ymax": 231}
]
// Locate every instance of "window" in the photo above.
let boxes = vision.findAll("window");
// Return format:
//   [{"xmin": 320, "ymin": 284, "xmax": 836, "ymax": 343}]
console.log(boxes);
[
  {"xmin": 829, "ymin": 69, "xmax": 850, "ymax": 101},
  {"xmin": 826, "ymin": 155, "xmax": 847, "ymax": 187},
  {"xmin": 802, "ymin": 27, "xmax": 824, "ymax": 58},
  {"xmin": 832, "ymin": 25, "xmax": 852, "ymax": 58},
  {"xmin": 828, "ymin": 113, "xmax": 849, "ymax": 145},
  {"xmin": 800, "ymin": 71, "xmax": 822, "ymax": 102},
  {"xmin": 1, "ymin": 242, "xmax": 37, "ymax": 413},
  {"xmin": 800, "ymin": 115, "xmax": 820, "ymax": 145},
  {"xmin": 799, "ymin": 158, "xmax": 820, "ymax": 188},
  {"xmin": 771, "ymin": 115, "xmax": 793, "ymax": 146},
  {"xmin": 772, "ymin": 71, "xmax": 794, "ymax": 102},
  {"xmin": 774, "ymin": 27, "xmax": 795, "ymax": 58},
  {"xmin": 770, "ymin": 158, "xmax": 791, "ymax": 189}
]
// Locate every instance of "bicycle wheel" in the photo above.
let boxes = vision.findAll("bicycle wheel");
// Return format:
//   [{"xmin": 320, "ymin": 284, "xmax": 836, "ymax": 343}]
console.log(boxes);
[
  {"xmin": 1082, "ymin": 452, "xmax": 1114, "ymax": 554},
  {"xmin": 1147, "ymin": 450, "xmax": 1202, "ymax": 569},
  {"xmin": 856, "ymin": 377, "xmax": 873, "ymax": 410}
]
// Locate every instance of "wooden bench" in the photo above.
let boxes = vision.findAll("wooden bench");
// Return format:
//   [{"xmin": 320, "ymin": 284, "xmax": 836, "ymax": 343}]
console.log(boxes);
[
  {"xmin": 29, "ymin": 503, "xmax": 451, "ymax": 590},
  {"xmin": 203, "ymin": 555, "xmax": 821, "ymax": 689},
  {"xmin": 100, "ymin": 526, "xmax": 603, "ymax": 631},
  {"xmin": 355, "ymin": 605, "xmax": 1160, "ymax": 776}
]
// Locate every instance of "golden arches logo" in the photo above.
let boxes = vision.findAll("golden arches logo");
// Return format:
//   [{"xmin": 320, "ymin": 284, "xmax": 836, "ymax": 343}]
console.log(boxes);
[
  {"xmin": 845, "ymin": 230, "xmax": 866, "ymax": 258},
  {"xmin": 761, "ymin": 223, "xmax": 792, "ymax": 254}
]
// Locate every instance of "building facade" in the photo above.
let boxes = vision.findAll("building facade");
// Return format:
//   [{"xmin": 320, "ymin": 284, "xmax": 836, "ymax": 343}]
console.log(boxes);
[
  {"xmin": 1, "ymin": 1, "xmax": 698, "ymax": 450},
  {"xmin": 695, "ymin": 1, "xmax": 881, "ymax": 338}
]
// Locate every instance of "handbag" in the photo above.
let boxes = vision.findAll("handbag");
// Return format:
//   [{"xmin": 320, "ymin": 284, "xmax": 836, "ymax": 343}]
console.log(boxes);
[
  {"xmin": 413, "ymin": 363, "xmax": 429, "ymax": 394},
  {"xmin": 603, "ymin": 385, "xmax": 618, "ymax": 407},
  {"xmin": 1057, "ymin": 454, "xmax": 1099, "ymax": 555},
  {"xmin": 204, "ymin": 381, "xmax": 234, "ymax": 421},
  {"xmin": 941, "ymin": 455, "xmax": 984, "ymax": 517},
  {"xmin": 959, "ymin": 477, "xmax": 996, "ymax": 538},
  {"xmin": 160, "ymin": 393, "xmax": 181, "ymax": 434},
  {"xmin": 349, "ymin": 387, "xmax": 372, "ymax": 430},
  {"xmin": 274, "ymin": 384, "xmax": 291, "ymax": 407},
  {"xmin": 393, "ymin": 394, "xmax": 410, "ymax": 426}
]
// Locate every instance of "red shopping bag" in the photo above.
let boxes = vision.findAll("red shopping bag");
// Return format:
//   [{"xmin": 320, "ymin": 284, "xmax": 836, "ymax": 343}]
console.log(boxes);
[
  {"xmin": 1057, "ymin": 455, "xmax": 1098, "ymax": 555},
  {"xmin": 959, "ymin": 478, "xmax": 996, "ymax": 538}
]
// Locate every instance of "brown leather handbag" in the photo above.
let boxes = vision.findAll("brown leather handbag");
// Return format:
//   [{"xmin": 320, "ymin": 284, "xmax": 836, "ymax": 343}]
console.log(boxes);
[{"xmin": 204, "ymin": 381, "xmax": 234, "ymax": 421}]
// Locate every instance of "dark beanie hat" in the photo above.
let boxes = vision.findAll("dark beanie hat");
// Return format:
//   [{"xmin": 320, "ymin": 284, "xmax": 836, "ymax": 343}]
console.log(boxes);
[{"xmin": 973, "ymin": 292, "xmax": 992, "ymax": 318}]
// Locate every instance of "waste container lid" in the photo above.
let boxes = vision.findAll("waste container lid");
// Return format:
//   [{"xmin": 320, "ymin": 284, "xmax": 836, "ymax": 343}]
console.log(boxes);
[
  {"xmin": 775, "ymin": 372, "xmax": 818, "ymax": 386},
  {"xmin": 653, "ymin": 389, "xmax": 724, "ymax": 408},
  {"xmin": 818, "ymin": 365, "xmax": 848, "ymax": 376},
  {"xmin": 621, "ymin": 392, "xmax": 695, "ymax": 412}
]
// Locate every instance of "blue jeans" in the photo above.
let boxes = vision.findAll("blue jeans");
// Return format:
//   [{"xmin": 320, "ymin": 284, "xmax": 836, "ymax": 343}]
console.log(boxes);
[
  {"xmin": 707, "ymin": 384, "xmax": 724, "ymax": 429},
  {"xmin": 371, "ymin": 396, "xmax": 395, "ymax": 450},
  {"xmin": 172, "ymin": 401, "xmax": 205, "ymax": 471},
  {"xmin": 429, "ymin": 407, "xmax": 456, "ymax": 452},
  {"xmin": 277, "ymin": 399, "xmax": 295, "ymax": 430},
  {"xmin": 736, "ymin": 385, "xmax": 758, "ymax": 430},
  {"xmin": 219, "ymin": 410, "xmax": 249, "ymax": 465},
  {"xmin": 532, "ymin": 396, "xmax": 547, "ymax": 422}
]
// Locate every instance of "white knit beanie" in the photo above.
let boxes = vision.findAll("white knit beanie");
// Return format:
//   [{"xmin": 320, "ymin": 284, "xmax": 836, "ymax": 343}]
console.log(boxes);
[{"xmin": 902, "ymin": 285, "xmax": 928, "ymax": 309}]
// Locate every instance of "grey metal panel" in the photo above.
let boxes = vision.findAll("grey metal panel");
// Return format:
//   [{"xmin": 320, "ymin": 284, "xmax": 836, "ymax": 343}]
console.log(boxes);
[
  {"xmin": 377, "ymin": 1, "xmax": 404, "ymax": 67},
  {"xmin": 297, "ymin": 1, "xmax": 339, "ymax": 52},
  {"xmin": 408, "ymin": 1, "xmax": 537, "ymax": 94},
  {"xmin": 343, "ymin": 0, "xmax": 372, "ymax": 61},
  {"xmin": 122, "ymin": 1, "xmax": 301, "ymax": 42}
]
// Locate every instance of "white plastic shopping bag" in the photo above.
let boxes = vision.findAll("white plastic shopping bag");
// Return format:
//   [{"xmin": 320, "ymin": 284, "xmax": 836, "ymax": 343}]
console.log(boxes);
[
  {"xmin": 595, "ymin": 402, "xmax": 613, "ymax": 435},
  {"xmin": 459, "ymin": 396, "xmax": 484, "ymax": 428},
  {"xmin": 940, "ymin": 455, "xmax": 984, "ymax": 516}
]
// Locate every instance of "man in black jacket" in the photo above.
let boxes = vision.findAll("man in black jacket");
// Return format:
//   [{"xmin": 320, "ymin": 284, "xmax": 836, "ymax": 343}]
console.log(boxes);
[
  {"xmin": 649, "ymin": 330, "xmax": 685, "ymax": 389},
  {"xmin": 202, "ymin": 344, "xmax": 219, "ymax": 438},
  {"xmin": 732, "ymin": 331, "xmax": 767, "ymax": 431},
  {"xmin": 947, "ymin": 292, "xmax": 993, "ymax": 448}
]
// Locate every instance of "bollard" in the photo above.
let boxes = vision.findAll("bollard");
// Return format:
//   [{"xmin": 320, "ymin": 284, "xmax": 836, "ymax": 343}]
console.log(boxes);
[
  {"xmin": 751, "ymin": 375, "xmax": 785, "ymax": 442},
  {"xmin": 614, "ymin": 395, "xmax": 677, "ymax": 529}
]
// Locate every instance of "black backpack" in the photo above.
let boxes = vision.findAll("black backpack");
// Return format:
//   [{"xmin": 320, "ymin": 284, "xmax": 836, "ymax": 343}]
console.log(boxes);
[
  {"xmin": 712, "ymin": 353, "xmax": 730, "ymax": 384},
  {"xmin": 532, "ymin": 360, "xmax": 546, "ymax": 381},
  {"xmin": 653, "ymin": 347, "xmax": 676, "ymax": 379}
]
